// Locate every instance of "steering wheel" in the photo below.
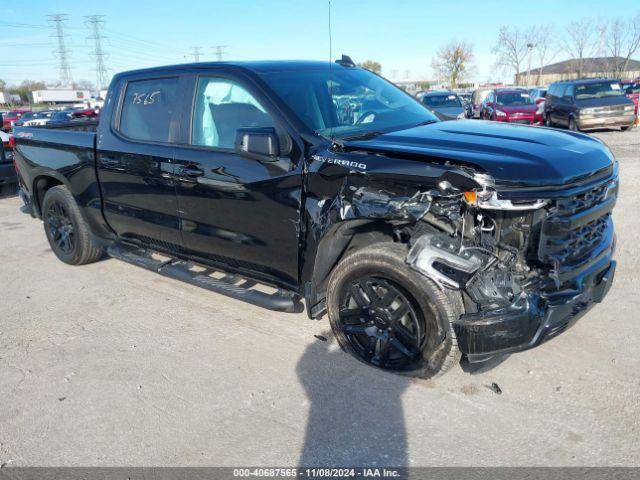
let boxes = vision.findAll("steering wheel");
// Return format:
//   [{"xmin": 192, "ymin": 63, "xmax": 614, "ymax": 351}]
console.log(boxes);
[{"xmin": 355, "ymin": 110, "xmax": 377, "ymax": 124}]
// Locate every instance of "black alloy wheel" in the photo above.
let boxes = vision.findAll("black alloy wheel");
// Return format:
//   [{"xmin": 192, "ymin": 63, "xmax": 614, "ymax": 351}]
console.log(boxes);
[
  {"xmin": 337, "ymin": 276, "xmax": 426, "ymax": 370},
  {"xmin": 45, "ymin": 200, "xmax": 76, "ymax": 255}
]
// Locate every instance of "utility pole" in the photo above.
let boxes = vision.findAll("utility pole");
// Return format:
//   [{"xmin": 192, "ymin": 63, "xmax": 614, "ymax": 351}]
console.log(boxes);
[
  {"xmin": 211, "ymin": 45, "xmax": 228, "ymax": 62},
  {"xmin": 85, "ymin": 15, "xmax": 109, "ymax": 91},
  {"xmin": 48, "ymin": 14, "xmax": 73, "ymax": 87},
  {"xmin": 190, "ymin": 47, "xmax": 203, "ymax": 62},
  {"xmin": 526, "ymin": 42, "xmax": 535, "ymax": 87}
]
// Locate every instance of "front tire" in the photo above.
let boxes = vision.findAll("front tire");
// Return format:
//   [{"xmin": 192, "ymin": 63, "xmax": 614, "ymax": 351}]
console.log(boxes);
[
  {"xmin": 545, "ymin": 115, "xmax": 553, "ymax": 127},
  {"xmin": 326, "ymin": 242, "xmax": 462, "ymax": 378},
  {"xmin": 42, "ymin": 185, "xmax": 104, "ymax": 265}
]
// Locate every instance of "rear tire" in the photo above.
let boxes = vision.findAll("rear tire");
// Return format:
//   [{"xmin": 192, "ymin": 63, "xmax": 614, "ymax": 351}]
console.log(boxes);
[
  {"xmin": 568, "ymin": 117, "xmax": 578, "ymax": 131},
  {"xmin": 326, "ymin": 242, "xmax": 462, "ymax": 378},
  {"xmin": 621, "ymin": 125, "xmax": 632, "ymax": 132},
  {"xmin": 42, "ymin": 185, "xmax": 104, "ymax": 265},
  {"xmin": 545, "ymin": 115, "xmax": 553, "ymax": 127}
]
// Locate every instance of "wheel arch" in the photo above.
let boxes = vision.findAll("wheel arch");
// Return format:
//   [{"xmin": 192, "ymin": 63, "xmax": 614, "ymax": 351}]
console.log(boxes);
[{"xmin": 32, "ymin": 174, "xmax": 65, "ymax": 218}]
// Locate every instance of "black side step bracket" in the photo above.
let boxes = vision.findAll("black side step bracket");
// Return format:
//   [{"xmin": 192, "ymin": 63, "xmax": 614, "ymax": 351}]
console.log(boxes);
[{"xmin": 107, "ymin": 243, "xmax": 304, "ymax": 313}]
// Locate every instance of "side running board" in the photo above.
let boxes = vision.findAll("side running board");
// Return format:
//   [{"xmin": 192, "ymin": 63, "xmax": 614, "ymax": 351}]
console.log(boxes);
[{"xmin": 107, "ymin": 243, "xmax": 303, "ymax": 313}]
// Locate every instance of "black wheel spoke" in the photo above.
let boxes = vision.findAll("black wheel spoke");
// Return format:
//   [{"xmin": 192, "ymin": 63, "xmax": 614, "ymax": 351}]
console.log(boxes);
[
  {"xmin": 389, "ymin": 335, "xmax": 417, "ymax": 358},
  {"xmin": 350, "ymin": 283, "xmax": 369, "ymax": 307},
  {"xmin": 343, "ymin": 323, "xmax": 372, "ymax": 335},
  {"xmin": 338, "ymin": 274, "xmax": 427, "ymax": 371},
  {"xmin": 46, "ymin": 201, "xmax": 75, "ymax": 255},
  {"xmin": 391, "ymin": 302, "xmax": 410, "ymax": 321}
]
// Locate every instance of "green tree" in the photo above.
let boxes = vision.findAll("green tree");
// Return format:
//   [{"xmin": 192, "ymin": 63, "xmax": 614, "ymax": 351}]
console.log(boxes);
[{"xmin": 357, "ymin": 60, "xmax": 382, "ymax": 74}]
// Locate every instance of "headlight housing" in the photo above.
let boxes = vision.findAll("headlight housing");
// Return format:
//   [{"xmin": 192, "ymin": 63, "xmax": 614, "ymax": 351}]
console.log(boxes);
[
  {"xmin": 580, "ymin": 107, "xmax": 597, "ymax": 115},
  {"xmin": 495, "ymin": 110, "xmax": 507, "ymax": 117},
  {"xmin": 463, "ymin": 188, "xmax": 548, "ymax": 210},
  {"xmin": 456, "ymin": 112, "xmax": 466, "ymax": 120}
]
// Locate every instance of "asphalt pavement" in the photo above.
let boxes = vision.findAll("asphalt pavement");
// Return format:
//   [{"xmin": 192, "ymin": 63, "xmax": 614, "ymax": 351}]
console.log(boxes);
[{"xmin": 0, "ymin": 129, "xmax": 639, "ymax": 467}]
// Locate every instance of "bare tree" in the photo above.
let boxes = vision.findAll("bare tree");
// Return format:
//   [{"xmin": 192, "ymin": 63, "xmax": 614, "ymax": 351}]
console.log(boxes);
[
  {"xmin": 493, "ymin": 26, "xmax": 530, "ymax": 84},
  {"xmin": 604, "ymin": 13, "xmax": 640, "ymax": 77},
  {"xmin": 431, "ymin": 40, "xmax": 475, "ymax": 89},
  {"xmin": 563, "ymin": 18, "xmax": 599, "ymax": 77},
  {"xmin": 357, "ymin": 60, "xmax": 382, "ymax": 74},
  {"xmin": 529, "ymin": 25, "xmax": 558, "ymax": 85}
]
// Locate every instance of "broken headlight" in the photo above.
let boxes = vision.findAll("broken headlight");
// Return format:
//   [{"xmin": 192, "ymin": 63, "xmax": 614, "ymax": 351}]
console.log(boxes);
[{"xmin": 463, "ymin": 188, "xmax": 548, "ymax": 211}]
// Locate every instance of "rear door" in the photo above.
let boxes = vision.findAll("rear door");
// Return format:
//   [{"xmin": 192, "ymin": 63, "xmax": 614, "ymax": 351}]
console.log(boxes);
[
  {"xmin": 171, "ymin": 72, "xmax": 304, "ymax": 288},
  {"xmin": 97, "ymin": 74, "xmax": 187, "ymax": 252}
]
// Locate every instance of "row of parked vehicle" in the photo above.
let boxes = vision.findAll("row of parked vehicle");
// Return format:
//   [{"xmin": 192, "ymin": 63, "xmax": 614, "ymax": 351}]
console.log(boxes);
[
  {"xmin": 419, "ymin": 77, "xmax": 639, "ymax": 132},
  {"xmin": 0, "ymin": 107, "xmax": 99, "ymax": 132}
]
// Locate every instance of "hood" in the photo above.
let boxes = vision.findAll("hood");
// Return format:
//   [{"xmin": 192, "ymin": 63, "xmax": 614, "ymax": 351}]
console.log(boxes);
[
  {"xmin": 343, "ymin": 120, "xmax": 615, "ymax": 188},
  {"xmin": 431, "ymin": 106, "xmax": 464, "ymax": 119},
  {"xmin": 497, "ymin": 104, "xmax": 537, "ymax": 115},
  {"xmin": 575, "ymin": 95, "xmax": 633, "ymax": 108}
]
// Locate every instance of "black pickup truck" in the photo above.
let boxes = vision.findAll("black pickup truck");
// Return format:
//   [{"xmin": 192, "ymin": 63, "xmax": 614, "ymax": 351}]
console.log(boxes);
[{"xmin": 13, "ymin": 58, "xmax": 618, "ymax": 377}]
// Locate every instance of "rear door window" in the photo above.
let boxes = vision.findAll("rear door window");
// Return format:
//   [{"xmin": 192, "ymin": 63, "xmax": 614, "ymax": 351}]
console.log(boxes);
[{"xmin": 119, "ymin": 77, "xmax": 179, "ymax": 142}]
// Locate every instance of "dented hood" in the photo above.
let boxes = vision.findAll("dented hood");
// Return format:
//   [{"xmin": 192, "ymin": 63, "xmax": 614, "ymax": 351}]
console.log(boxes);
[{"xmin": 343, "ymin": 120, "xmax": 615, "ymax": 187}]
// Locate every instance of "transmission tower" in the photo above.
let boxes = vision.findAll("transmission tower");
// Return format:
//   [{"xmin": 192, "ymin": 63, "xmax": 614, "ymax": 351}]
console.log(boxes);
[
  {"xmin": 85, "ymin": 15, "xmax": 109, "ymax": 90},
  {"xmin": 48, "ymin": 14, "xmax": 73, "ymax": 86},
  {"xmin": 211, "ymin": 45, "xmax": 228, "ymax": 61},
  {"xmin": 190, "ymin": 47, "xmax": 203, "ymax": 62}
]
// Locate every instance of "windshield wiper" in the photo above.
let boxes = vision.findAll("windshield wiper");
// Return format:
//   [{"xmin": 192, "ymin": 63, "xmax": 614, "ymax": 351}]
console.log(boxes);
[{"xmin": 341, "ymin": 131, "xmax": 385, "ymax": 141}]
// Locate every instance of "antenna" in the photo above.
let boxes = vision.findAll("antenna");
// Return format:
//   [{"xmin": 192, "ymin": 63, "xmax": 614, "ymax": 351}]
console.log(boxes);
[
  {"xmin": 85, "ymin": 15, "xmax": 109, "ymax": 90},
  {"xmin": 211, "ymin": 45, "xmax": 228, "ymax": 62},
  {"xmin": 328, "ymin": 0, "xmax": 334, "ymax": 141},
  {"xmin": 48, "ymin": 14, "xmax": 73, "ymax": 87}
]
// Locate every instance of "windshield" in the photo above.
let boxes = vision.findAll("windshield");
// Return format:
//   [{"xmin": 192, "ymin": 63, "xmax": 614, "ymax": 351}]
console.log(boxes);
[
  {"xmin": 496, "ymin": 91, "xmax": 533, "ymax": 106},
  {"xmin": 20, "ymin": 113, "xmax": 36, "ymax": 120},
  {"xmin": 258, "ymin": 67, "xmax": 438, "ymax": 139},
  {"xmin": 423, "ymin": 94, "xmax": 462, "ymax": 108},
  {"xmin": 52, "ymin": 112, "xmax": 71, "ymax": 120},
  {"xmin": 622, "ymin": 81, "xmax": 640, "ymax": 94},
  {"xmin": 575, "ymin": 82, "xmax": 625, "ymax": 100}
]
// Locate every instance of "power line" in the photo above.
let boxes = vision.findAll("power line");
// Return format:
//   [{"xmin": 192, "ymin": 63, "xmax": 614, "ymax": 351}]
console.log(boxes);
[
  {"xmin": 189, "ymin": 46, "xmax": 203, "ymax": 62},
  {"xmin": 85, "ymin": 15, "xmax": 109, "ymax": 90},
  {"xmin": 47, "ymin": 14, "xmax": 73, "ymax": 86},
  {"xmin": 211, "ymin": 45, "xmax": 228, "ymax": 62}
]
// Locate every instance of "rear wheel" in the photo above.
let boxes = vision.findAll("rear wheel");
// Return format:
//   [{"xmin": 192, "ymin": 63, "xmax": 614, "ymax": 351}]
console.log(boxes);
[
  {"xmin": 327, "ymin": 242, "xmax": 462, "ymax": 378},
  {"xmin": 545, "ymin": 115, "xmax": 553, "ymax": 127},
  {"xmin": 568, "ymin": 117, "xmax": 578, "ymax": 131},
  {"xmin": 621, "ymin": 125, "xmax": 632, "ymax": 132},
  {"xmin": 42, "ymin": 185, "xmax": 104, "ymax": 265}
]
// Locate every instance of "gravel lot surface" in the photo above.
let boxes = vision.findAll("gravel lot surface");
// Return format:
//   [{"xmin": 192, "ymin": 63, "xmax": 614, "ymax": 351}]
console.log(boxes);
[{"xmin": 0, "ymin": 128, "xmax": 639, "ymax": 467}]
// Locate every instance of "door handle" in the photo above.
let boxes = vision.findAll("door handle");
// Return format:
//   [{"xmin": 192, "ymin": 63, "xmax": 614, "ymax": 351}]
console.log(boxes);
[{"xmin": 177, "ymin": 166, "xmax": 205, "ymax": 177}]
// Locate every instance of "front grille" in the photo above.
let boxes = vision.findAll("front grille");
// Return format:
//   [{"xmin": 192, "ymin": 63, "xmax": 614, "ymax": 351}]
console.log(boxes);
[{"xmin": 537, "ymin": 179, "xmax": 616, "ymax": 276}]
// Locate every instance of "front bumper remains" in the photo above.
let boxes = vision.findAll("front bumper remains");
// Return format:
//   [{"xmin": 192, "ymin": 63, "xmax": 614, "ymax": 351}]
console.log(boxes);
[{"xmin": 408, "ymin": 225, "xmax": 616, "ymax": 362}]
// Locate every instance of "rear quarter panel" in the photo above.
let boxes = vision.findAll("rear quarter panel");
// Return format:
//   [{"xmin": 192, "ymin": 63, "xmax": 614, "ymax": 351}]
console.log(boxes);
[{"xmin": 13, "ymin": 125, "xmax": 114, "ymax": 238}]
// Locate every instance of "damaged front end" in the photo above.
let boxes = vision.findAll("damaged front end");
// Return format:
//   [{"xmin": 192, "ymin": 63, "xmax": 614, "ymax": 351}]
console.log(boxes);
[{"xmin": 404, "ymin": 172, "xmax": 618, "ymax": 361}]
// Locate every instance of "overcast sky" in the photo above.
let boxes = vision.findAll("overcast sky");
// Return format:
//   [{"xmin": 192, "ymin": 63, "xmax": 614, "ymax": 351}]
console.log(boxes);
[{"xmin": 0, "ymin": 0, "xmax": 633, "ymax": 87}]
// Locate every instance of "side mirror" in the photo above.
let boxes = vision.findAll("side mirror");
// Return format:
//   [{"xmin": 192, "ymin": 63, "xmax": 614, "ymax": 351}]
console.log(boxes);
[{"xmin": 234, "ymin": 127, "xmax": 279, "ymax": 163}]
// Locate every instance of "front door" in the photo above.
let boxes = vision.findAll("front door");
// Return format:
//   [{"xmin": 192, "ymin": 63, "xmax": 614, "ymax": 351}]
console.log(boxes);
[
  {"xmin": 172, "ymin": 74, "xmax": 303, "ymax": 288},
  {"xmin": 97, "ymin": 75, "xmax": 185, "ymax": 251}
]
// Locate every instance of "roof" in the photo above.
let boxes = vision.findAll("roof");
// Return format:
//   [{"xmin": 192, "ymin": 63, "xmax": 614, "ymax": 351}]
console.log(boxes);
[
  {"xmin": 115, "ymin": 60, "xmax": 345, "ymax": 79},
  {"xmin": 518, "ymin": 57, "xmax": 640, "ymax": 76},
  {"xmin": 424, "ymin": 90, "xmax": 456, "ymax": 96}
]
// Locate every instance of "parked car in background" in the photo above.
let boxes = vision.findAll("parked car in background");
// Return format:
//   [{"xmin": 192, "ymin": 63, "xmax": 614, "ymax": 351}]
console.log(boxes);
[
  {"xmin": 13, "ymin": 111, "xmax": 54, "ymax": 128},
  {"xmin": 621, "ymin": 78, "xmax": 639, "ymax": 116},
  {"xmin": 421, "ymin": 91, "xmax": 466, "ymax": 120},
  {"xmin": 456, "ymin": 91, "xmax": 473, "ymax": 118},
  {"xmin": 544, "ymin": 79, "xmax": 635, "ymax": 131},
  {"xmin": 2, "ymin": 109, "xmax": 30, "ymax": 132},
  {"xmin": 481, "ymin": 88, "xmax": 541, "ymax": 125},
  {"xmin": 471, "ymin": 88, "xmax": 492, "ymax": 118},
  {"xmin": 0, "ymin": 130, "xmax": 17, "ymax": 197},
  {"xmin": 529, "ymin": 87, "xmax": 548, "ymax": 124}
]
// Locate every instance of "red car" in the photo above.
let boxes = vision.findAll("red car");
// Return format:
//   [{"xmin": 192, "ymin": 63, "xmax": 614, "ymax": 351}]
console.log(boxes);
[
  {"xmin": 621, "ymin": 78, "xmax": 640, "ymax": 116},
  {"xmin": 480, "ymin": 89, "xmax": 542, "ymax": 125},
  {"xmin": 2, "ymin": 109, "xmax": 30, "ymax": 132}
]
